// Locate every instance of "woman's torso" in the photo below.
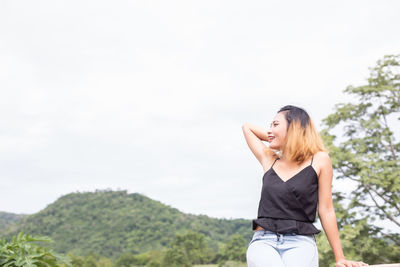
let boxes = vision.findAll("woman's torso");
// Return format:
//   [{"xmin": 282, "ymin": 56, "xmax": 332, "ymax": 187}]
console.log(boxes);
[{"xmin": 252, "ymin": 156, "xmax": 321, "ymax": 235}]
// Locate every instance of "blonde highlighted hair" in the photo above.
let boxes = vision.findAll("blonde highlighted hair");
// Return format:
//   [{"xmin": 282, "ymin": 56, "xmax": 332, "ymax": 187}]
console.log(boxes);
[{"xmin": 277, "ymin": 105, "xmax": 327, "ymax": 164}]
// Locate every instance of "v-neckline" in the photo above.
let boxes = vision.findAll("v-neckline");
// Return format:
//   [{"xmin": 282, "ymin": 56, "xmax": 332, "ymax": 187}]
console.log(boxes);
[{"xmin": 271, "ymin": 165, "xmax": 314, "ymax": 183}]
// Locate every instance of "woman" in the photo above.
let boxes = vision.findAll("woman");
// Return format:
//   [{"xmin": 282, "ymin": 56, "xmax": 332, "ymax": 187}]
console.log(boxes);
[{"xmin": 242, "ymin": 105, "xmax": 368, "ymax": 267}]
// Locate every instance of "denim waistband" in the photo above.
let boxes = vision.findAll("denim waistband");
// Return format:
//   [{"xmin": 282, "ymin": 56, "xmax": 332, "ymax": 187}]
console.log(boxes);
[
  {"xmin": 254, "ymin": 230, "xmax": 297, "ymax": 236},
  {"xmin": 253, "ymin": 229, "xmax": 316, "ymax": 242}
]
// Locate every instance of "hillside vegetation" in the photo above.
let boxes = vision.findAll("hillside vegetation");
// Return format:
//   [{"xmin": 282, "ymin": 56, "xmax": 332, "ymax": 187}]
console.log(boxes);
[
  {"xmin": 0, "ymin": 211, "xmax": 26, "ymax": 231},
  {"xmin": 1, "ymin": 190, "xmax": 251, "ymax": 259}
]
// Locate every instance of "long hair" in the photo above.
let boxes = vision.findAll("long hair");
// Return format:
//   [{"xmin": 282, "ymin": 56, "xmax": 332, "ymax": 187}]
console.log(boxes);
[{"xmin": 277, "ymin": 105, "xmax": 327, "ymax": 164}]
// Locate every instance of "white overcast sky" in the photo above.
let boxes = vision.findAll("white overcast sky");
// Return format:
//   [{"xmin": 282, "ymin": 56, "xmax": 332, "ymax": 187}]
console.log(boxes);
[{"xmin": 1, "ymin": 0, "xmax": 399, "ymax": 233}]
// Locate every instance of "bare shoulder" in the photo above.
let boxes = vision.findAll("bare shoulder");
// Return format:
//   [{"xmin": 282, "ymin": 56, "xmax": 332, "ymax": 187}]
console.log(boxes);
[
  {"xmin": 314, "ymin": 151, "xmax": 331, "ymax": 163},
  {"xmin": 312, "ymin": 151, "xmax": 332, "ymax": 178}
]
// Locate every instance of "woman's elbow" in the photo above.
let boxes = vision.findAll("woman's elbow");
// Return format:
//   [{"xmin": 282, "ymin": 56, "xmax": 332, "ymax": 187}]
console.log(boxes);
[{"xmin": 318, "ymin": 206, "xmax": 335, "ymax": 218}]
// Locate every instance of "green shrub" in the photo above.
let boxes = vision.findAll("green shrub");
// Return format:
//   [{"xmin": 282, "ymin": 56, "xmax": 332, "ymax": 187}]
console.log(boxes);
[{"xmin": 0, "ymin": 231, "xmax": 71, "ymax": 267}]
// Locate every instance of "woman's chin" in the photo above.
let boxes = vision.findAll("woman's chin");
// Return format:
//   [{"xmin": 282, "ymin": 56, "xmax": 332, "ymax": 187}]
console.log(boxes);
[{"xmin": 269, "ymin": 144, "xmax": 279, "ymax": 150}]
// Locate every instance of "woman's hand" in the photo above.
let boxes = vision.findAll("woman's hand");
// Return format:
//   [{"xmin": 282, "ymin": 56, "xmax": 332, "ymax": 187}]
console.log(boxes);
[{"xmin": 336, "ymin": 258, "xmax": 369, "ymax": 267}]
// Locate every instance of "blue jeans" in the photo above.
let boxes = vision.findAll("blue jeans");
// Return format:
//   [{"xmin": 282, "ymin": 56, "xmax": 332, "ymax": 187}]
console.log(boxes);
[{"xmin": 246, "ymin": 230, "xmax": 319, "ymax": 267}]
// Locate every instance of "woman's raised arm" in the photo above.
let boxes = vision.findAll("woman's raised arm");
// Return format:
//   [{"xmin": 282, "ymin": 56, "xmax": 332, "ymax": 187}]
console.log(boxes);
[{"xmin": 242, "ymin": 123, "xmax": 274, "ymax": 170}]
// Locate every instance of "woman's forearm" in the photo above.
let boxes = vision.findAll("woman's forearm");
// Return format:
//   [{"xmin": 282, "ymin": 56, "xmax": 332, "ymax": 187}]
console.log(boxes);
[
  {"xmin": 319, "ymin": 209, "xmax": 345, "ymax": 262},
  {"xmin": 242, "ymin": 123, "xmax": 269, "ymax": 142}
]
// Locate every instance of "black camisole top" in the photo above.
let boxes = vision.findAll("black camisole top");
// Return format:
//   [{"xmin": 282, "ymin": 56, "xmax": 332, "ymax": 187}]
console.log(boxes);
[{"xmin": 252, "ymin": 156, "xmax": 321, "ymax": 235}]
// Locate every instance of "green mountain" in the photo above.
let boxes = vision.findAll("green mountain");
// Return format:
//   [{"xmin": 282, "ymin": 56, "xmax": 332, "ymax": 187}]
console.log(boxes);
[
  {"xmin": 2, "ymin": 190, "xmax": 252, "ymax": 259},
  {"xmin": 0, "ymin": 211, "xmax": 27, "ymax": 231}
]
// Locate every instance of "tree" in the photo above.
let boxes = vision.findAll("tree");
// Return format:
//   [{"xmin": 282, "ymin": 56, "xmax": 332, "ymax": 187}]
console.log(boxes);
[
  {"xmin": 321, "ymin": 54, "xmax": 400, "ymax": 246},
  {"xmin": 114, "ymin": 253, "xmax": 143, "ymax": 267},
  {"xmin": 161, "ymin": 230, "xmax": 214, "ymax": 266},
  {"xmin": 113, "ymin": 250, "xmax": 163, "ymax": 267},
  {"xmin": 162, "ymin": 247, "xmax": 191, "ymax": 267},
  {"xmin": 217, "ymin": 234, "xmax": 247, "ymax": 265}
]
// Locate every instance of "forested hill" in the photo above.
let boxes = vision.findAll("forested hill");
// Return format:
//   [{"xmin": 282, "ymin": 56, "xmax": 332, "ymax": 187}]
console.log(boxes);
[
  {"xmin": 0, "ymin": 211, "xmax": 26, "ymax": 231},
  {"xmin": 1, "ymin": 190, "xmax": 251, "ymax": 258}
]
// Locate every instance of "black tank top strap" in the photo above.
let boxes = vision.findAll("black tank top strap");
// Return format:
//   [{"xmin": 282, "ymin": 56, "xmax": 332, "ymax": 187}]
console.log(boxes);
[
  {"xmin": 310, "ymin": 156, "xmax": 314, "ymax": 166},
  {"xmin": 270, "ymin": 157, "xmax": 279, "ymax": 168}
]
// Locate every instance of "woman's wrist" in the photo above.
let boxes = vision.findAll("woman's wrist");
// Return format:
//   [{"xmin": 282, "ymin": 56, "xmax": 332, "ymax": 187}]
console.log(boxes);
[
  {"xmin": 335, "ymin": 255, "xmax": 346, "ymax": 262},
  {"xmin": 244, "ymin": 123, "xmax": 269, "ymax": 142}
]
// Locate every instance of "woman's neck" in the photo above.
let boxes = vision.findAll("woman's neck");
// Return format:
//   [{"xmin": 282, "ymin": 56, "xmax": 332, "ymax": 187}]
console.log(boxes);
[{"xmin": 279, "ymin": 152, "xmax": 300, "ymax": 166}]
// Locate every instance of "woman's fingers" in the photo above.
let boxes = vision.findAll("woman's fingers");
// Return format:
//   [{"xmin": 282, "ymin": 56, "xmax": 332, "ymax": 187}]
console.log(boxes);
[
  {"xmin": 337, "ymin": 259, "xmax": 368, "ymax": 267},
  {"xmin": 351, "ymin": 261, "xmax": 369, "ymax": 267}
]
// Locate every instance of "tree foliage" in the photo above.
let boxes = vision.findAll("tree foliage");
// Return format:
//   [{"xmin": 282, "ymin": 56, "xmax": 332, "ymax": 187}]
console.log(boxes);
[
  {"xmin": 61, "ymin": 253, "xmax": 113, "ymax": 267},
  {"xmin": 0, "ymin": 232, "xmax": 71, "ymax": 267},
  {"xmin": 322, "ymin": 54, "xmax": 400, "ymax": 238},
  {"xmin": 320, "ymin": 54, "xmax": 400, "ymax": 264},
  {"xmin": 0, "ymin": 212, "xmax": 26, "ymax": 232},
  {"xmin": 216, "ymin": 234, "xmax": 247, "ymax": 265},
  {"xmin": 162, "ymin": 231, "xmax": 214, "ymax": 267},
  {"xmin": 113, "ymin": 250, "xmax": 164, "ymax": 267}
]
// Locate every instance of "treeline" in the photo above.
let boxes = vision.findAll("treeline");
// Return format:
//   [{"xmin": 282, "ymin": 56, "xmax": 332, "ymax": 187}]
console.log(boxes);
[
  {"xmin": 1, "ymin": 190, "xmax": 251, "ymax": 258},
  {"xmin": 64, "ymin": 230, "xmax": 247, "ymax": 267},
  {"xmin": 0, "ymin": 231, "xmax": 247, "ymax": 267}
]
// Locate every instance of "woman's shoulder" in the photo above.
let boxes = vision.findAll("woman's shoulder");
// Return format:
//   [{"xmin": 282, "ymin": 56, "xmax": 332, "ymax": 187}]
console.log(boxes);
[
  {"xmin": 312, "ymin": 151, "xmax": 332, "ymax": 178},
  {"xmin": 313, "ymin": 151, "xmax": 331, "ymax": 164}
]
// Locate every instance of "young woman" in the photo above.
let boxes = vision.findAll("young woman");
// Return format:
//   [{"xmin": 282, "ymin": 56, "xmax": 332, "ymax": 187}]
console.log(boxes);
[{"xmin": 242, "ymin": 105, "xmax": 369, "ymax": 267}]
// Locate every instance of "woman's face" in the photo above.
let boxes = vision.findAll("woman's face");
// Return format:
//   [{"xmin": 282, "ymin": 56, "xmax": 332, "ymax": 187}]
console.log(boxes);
[{"xmin": 267, "ymin": 112, "xmax": 288, "ymax": 150}]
